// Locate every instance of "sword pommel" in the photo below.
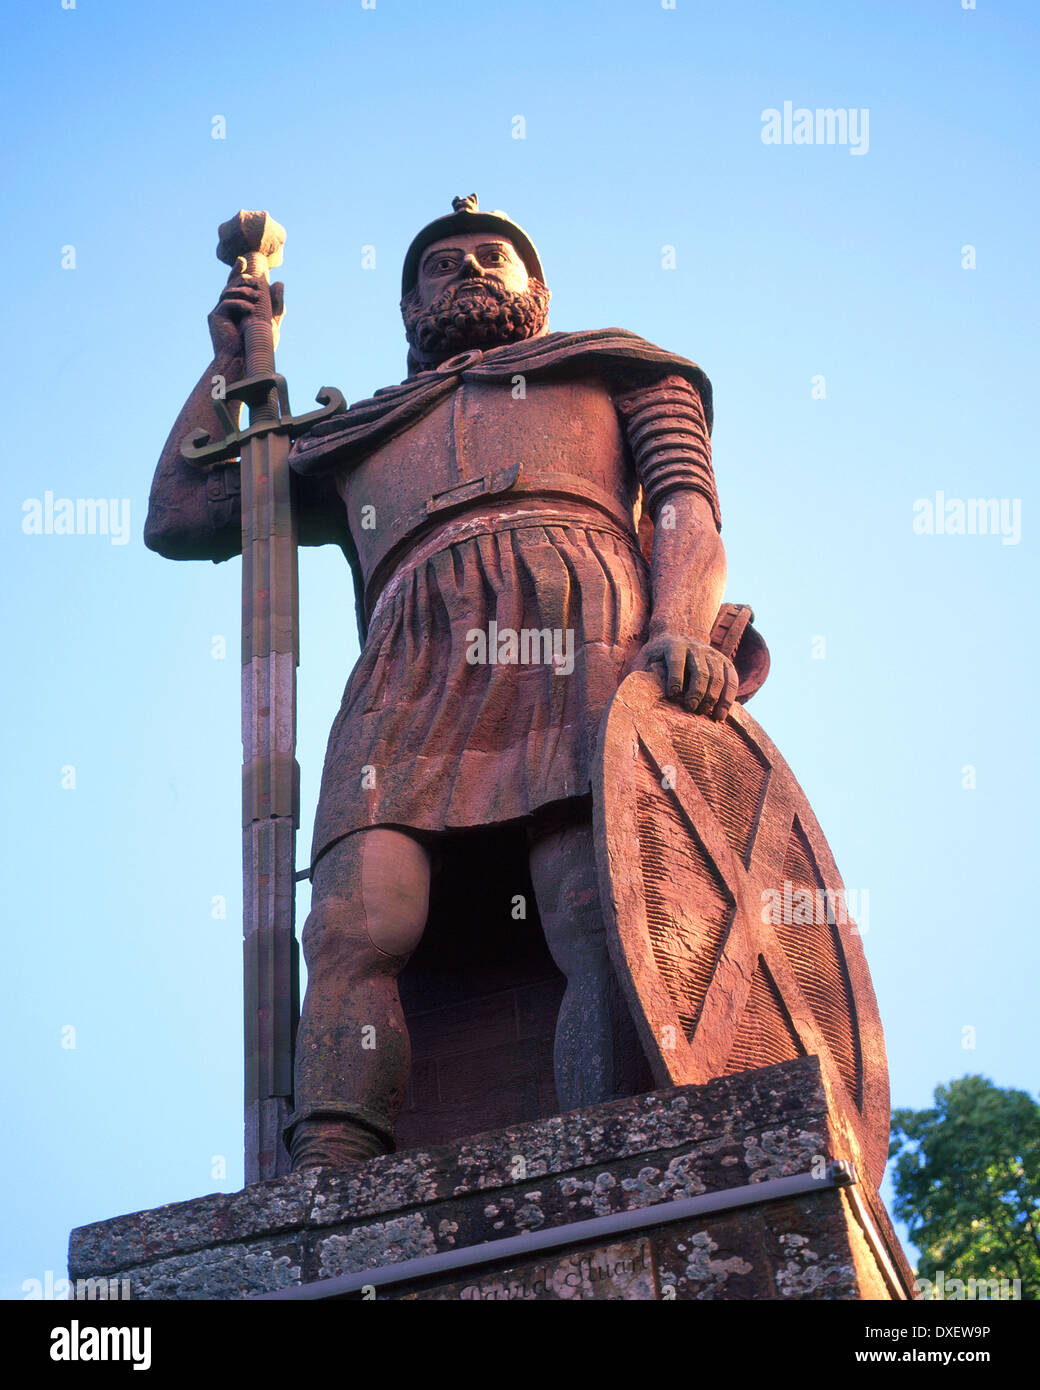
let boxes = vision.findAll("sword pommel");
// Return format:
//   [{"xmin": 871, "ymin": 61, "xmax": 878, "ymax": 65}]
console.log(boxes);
[{"xmin": 217, "ymin": 210, "xmax": 286, "ymax": 272}]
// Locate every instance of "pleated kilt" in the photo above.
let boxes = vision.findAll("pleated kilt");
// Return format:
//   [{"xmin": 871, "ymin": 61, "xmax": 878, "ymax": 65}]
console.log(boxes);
[{"xmin": 309, "ymin": 509, "xmax": 651, "ymax": 868}]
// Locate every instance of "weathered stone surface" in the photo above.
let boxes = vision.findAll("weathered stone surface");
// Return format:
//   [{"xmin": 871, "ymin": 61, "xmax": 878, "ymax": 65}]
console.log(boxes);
[
  {"xmin": 69, "ymin": 1170, "xmax": 319, "ymax": 1278},
  {"xmin": 405, "ymin": 1238, "xmax": 657, "ymax": 1301},
  {"xmin": 316, "ymin": 1214, "xmax": 439, "ymax": 1280},
  {"xmin": 114, "ymin": 1239, "xmax": 305, "ymax": 1302},
  {"xmin": 70, "ymin": 1059, "xmax": 913, "ymax": 1301},
  {"xmin": 656, "ymin": 1218, "xmax": 768, "ymax": 1301}
]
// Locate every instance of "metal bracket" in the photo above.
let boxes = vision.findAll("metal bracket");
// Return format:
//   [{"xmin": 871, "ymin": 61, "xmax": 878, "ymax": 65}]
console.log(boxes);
[
  {"xmin": 181, "ymin": 374, "xmax": 347, "ymax": 465},
  {"xmin": 826, "ymin": 1158, "xmax": 857, "ymax": 1187}
]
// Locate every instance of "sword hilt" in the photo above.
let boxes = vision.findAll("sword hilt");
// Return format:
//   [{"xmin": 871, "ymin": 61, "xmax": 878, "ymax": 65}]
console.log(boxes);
[
  {"xmin": 180, "ymin": 211, "xmax": 344, "ymax": 466},
  {"xmin": 217, "ymin": 210, "xmax": 286, "ymax": 390}
]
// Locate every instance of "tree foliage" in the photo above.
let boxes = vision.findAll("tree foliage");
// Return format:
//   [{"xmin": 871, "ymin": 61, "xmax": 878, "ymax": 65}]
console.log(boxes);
[{"xmin": 890, "ymin": 1075, "xmax": 1040, "ymax": 1299}]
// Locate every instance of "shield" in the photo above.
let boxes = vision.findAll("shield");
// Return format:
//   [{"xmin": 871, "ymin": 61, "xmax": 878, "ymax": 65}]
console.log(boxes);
[{"xmin": 593, "ymin": 671, "xmax": 890, "ymax": 1188}]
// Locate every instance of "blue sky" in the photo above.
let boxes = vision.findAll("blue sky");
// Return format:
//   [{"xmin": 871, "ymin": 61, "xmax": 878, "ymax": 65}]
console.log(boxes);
[{"xmin": 3, "ymin": 0, "xmax": 1037, "ymax": 1296}]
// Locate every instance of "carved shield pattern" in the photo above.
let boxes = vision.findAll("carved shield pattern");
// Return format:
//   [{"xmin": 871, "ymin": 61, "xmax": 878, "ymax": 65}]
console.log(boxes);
[{"xmin": 593, "ymin": 672, "xmax": 890, "ymax": 1188}]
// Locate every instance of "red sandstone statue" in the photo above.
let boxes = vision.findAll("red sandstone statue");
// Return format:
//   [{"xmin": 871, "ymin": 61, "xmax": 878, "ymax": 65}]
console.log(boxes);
[{"xmin": 146, "ymin": 197, "xmax": 888, "ymax": 1189}]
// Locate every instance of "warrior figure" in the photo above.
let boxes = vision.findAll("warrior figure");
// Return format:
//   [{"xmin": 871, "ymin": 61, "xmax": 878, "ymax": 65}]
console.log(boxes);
[{"xmin": 145, "ymin": 196, "xmax": 761, "ymax": 1169}]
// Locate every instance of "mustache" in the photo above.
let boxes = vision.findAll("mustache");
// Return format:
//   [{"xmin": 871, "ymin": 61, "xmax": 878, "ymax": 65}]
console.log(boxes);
[{"xmin": 433, "ymin": 278, "xmax": 509, "ymax": 307}]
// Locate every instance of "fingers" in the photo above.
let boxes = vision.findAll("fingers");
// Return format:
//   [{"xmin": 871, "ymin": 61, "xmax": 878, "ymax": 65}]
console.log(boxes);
[
  {"xmin": 216, "ymin": 266, "xmax": 280, "ymax": 323},
  {"xmin": 694, "ymin": 647, "xmax": 730, "ymax": 718},
  {"xmin": 654, "ymin": 638, "xmax": 737, "ymax": 721},
  {"xmin": 638, "ymin": 636, "xmax": 736, "ymax": 721},
  {"xmin": 663, "ymin": 638, "xmax": 686, "ymax": 700},
  {"xmin": 638, "ymin": 636, "xmax": 690, "ymax": 701},
  {"xmin": 220, "ymin": 281, "xmax": 261, "ymax": 303},
  {"xmin": 692, "ymin": 648, "xmax": 738, "ymax": 720},
  {"xmin": 680, "ymin": 644, "xmax": 711, "ymax": 713},
  {"xmin": 215, "ymin": 286, "xmax": 260, "ymax": 325},
  {"xmin": 225, "ymin": 257, "xmax": 259, "ymax": 292},
  {"xmin": 714, "ymin": 657, "xmax": 739, "ymax": 722}
]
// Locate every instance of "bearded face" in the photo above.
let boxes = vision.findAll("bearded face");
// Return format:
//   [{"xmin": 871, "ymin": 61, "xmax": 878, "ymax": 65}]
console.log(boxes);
[{"xmin": 401, "ymin": 277, "xmax": 551, "ymax": 373}]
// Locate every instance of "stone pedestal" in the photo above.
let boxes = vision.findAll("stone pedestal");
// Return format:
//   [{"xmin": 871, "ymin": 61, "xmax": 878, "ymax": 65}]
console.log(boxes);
[{"xmin": 68, "ymin": 1057, "xmax": 915, "ymax": 1301}]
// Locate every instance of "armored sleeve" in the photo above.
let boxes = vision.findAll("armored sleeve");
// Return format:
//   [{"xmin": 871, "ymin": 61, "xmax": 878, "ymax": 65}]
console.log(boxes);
[{"xmin": 614, "ymin": 373, "xmax": 721, "ymax": 531}]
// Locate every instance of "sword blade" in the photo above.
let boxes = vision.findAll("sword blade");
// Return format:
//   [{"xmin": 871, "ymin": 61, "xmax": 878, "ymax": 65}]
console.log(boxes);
[{"xmin": 240, "ymin": 423, "xmax": 300, "ymax": 1183}]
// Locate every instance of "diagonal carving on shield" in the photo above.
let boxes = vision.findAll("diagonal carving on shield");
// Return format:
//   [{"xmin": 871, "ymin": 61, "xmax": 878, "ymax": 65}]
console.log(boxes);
[{"xmin": 593, "ymin": 671, "xmax": 890, "ymax": 1189}]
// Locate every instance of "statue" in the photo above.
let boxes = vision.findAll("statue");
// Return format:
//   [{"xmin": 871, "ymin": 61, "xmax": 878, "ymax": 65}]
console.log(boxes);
[{"xmin": 145, "ymin": 197, "xmax": 888, "ymax": 1188}]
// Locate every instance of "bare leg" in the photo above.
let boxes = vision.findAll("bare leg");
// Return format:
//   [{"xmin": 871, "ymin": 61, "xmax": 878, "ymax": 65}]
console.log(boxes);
[
  {"xmin": 528, "ymin": 819, "xmax": 646, "ymax": 1110},
  {"xmin": 288, "ymin": 827, "xmax": 431, "ymax": 1168}
]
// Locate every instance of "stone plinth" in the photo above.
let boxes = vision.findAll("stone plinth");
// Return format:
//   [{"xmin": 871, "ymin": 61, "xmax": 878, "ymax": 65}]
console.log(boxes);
[{"xmin": 68, "ymin": 1057, "xmax": 915, "ymax": 1301}]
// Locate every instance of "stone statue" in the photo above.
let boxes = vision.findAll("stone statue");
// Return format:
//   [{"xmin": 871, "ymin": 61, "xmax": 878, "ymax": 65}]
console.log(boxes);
[{"xmin": 145, "ymin": 196, "xmax": 887, "ymax": 1187}]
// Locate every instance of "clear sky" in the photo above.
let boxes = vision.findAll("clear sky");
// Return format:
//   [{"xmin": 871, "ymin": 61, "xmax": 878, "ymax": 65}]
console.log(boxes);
[{"xmin": 3, "ymin": 0, "xmax": 1037, "ymax": 1297}]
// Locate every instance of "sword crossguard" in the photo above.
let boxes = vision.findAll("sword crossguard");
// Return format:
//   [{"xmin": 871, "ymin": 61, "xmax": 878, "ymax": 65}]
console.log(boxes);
[{"xmin": 181, "ymin": 378, "xmax": 346, "ymax": 465}]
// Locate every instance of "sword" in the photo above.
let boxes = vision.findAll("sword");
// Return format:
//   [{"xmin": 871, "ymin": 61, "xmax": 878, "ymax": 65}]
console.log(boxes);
[{"xmin": 180, "ymin": 210, "xmax": 344, "ymax": 1182}]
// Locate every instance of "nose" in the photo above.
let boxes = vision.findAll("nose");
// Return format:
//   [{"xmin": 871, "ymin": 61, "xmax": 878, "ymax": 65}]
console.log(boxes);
[{"xmin": 457, "ymin": 253, "xmax": 485, "ymax": 279}]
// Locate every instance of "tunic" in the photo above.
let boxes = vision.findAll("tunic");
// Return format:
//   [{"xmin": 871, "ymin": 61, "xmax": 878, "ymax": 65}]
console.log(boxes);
[{"xmin": 309, "ymin": 504, "xmax": 651, "ymax": 863}]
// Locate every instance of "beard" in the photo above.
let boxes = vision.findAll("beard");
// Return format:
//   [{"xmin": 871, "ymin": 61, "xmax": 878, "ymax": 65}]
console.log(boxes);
[{"xmin": 401, "ymin": 278, "xmax": 551, "ymax": 373}]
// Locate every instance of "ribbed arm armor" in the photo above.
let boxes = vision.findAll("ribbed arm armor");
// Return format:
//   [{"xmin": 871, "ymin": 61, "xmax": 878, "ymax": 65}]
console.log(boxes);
[{"xmin": 615, "ymin": 373, "xmax": 720, "ymax": 531}]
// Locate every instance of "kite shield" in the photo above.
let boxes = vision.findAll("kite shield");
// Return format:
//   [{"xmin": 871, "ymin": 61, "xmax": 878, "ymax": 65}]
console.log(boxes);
[{"xmin": 593, "ymin": 671, "xmax": 890, "ymax": 1189}]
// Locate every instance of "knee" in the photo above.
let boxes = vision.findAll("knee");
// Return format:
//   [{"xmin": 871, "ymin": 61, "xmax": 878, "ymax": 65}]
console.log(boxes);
[
  {"xmin": 530, "ymin": 827, "xmax": 609, "ymax": 971},
  {"xmin": 359, "ymin": 828, "xmax": 430, "ymax": 955},
  {"xmin": 544, "ymin": 890, "xmax": 609, "ymax": 973},
  {"xmin": 303, "ymin": 829, "xmax": 430, "ymax": 970},
  {"xmin": 530, "ymin": 825, "xmax": 600, "ymax": 926},
  {"xmin": 301, "ymin": 895, "xmax": 403, "ymax": 977}
]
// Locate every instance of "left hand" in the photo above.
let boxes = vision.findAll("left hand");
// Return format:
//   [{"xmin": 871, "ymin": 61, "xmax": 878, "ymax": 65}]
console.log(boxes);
[{"xmin": 634, "ymin": 631, "xmax": 738, "ymax": 720}]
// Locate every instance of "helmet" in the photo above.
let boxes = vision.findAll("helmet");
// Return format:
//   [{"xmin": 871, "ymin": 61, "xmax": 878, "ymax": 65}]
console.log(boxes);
[{"xmin": 400, "ymin": 194, "xmax": 545, "ymax": 298}]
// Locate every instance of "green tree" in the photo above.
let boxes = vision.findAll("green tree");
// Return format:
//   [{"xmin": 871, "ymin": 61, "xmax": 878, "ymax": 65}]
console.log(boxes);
[{"xmin": 890, "ymin": 1075, "xmax": 1040, "ymax": 1300}]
